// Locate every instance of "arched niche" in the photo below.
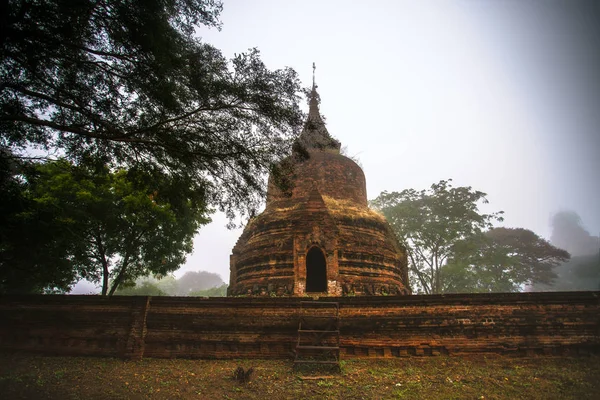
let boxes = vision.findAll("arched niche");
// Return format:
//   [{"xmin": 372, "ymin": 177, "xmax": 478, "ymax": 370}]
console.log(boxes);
[{"xmin": 306, "ymin": 246, "xmax": 327, "ymax": 292}]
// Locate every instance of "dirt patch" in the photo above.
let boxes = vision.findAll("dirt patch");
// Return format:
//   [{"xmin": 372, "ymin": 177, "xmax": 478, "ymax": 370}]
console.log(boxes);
[{"xmin": 0, "ymin": 353, "xmax": 599, "ymax": 399}]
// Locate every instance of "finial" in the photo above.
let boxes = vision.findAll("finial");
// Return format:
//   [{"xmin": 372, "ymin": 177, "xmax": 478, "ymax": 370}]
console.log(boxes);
[
  {"xmin": 296, "ymin": 62, "xmax": 341, "ymax": 152},
  {"xmin": 308, "ymin": 62, "xmax": 319, "ymax": 114}
]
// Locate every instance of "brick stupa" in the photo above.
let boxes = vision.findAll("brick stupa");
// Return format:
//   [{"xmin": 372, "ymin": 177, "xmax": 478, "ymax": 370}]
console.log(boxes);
[{"xmin": 228, "ymin": 72, "xmax": 410, "ymax": 297}]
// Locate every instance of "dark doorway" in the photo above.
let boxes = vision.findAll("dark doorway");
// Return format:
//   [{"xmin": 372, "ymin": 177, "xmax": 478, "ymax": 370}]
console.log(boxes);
[{"xmin": 306, "ymin": 247, "xmax": 327, "ymax": 292}]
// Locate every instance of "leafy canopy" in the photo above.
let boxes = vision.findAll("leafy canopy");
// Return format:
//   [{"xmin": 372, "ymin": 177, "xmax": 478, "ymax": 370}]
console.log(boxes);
[
  {"xmin": 114, "ymin": 271, "xmax": 227, "ymax": 296},
  {"xmin": 0, "ymin": 152, "xmax": 93, "ymax": 293},
  {"xmin": 442, "ymin": 227, "xmax": 570, "ymax": 293},
  {"xmin": 1, "ymin": 0, "xmax": 304, "ymax": 219},
  {"xmin": 0, "ymin": 159, "xmax": 209, "ymax": 295},
  {"xmin": 371, "ymin": 179, "xmax": 504, "ymax": 294}
]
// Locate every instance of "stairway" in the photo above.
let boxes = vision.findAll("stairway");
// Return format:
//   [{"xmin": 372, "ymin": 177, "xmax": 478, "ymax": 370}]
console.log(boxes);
[{"xmin": 293, "ymin": 301, "xmax": 341, "ymax": 371}]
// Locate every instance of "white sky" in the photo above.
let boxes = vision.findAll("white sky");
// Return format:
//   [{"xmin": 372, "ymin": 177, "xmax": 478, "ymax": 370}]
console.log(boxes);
[{"xmin": 79, "ymin": 1, "xmax": 600, "ymax": 291}]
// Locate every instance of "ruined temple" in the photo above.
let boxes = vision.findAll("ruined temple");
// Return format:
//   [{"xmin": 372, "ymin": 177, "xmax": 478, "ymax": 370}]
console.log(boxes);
[{"xmin": 228, "ymin": 73, "xmax": 410, "ymax": 297}]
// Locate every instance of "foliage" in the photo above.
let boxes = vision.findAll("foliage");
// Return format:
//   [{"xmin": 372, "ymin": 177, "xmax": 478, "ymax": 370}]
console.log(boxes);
[
  {"xmin": 114, "ymin": 281, "xmax": 166, "ymax": 296},
  {"xmin": 533, "ymin": 254, "xmax": 600, "ymax": 292},
  {"xmin": 550, "ymin": 211, "xmax": 599, "ymax": 257},
  {"xmin": 233, "ymin": 366, "xmax": 254, "ymax": 384},
  {"xmin": 442, "ymin": 228, "xmax": 570, "ymax": 293},
  {"xmin": 176, "ymin": 270, "xmax": 224, "ymax": 295},
  {"xmin": 0, "ymin": 159, "xmax": 209, "ymax": 295},
  {"xmin": 371, "ymin": 179, "xmax": 504, "ymax": 294},
  {"xmin": 154, "ymin": 275, "xmax": 179, "ymax": 295},
  {"xmin": 188, "ymin": 283, "xmax": 228, "ymax": 297},
  {"xmin": 1, "ymin": 0, "xmax": 304, "ymax": 220},
  {"xmin": 0, "ymin": 154, "xmax": 79, "ymax": 294},
  {"xmin": 531, "ymin": 211, "xmax": 600, "ymax": 291},
  {"xmin": 112, "ymin": 272, "xmax": 226, "ymax": 296}
]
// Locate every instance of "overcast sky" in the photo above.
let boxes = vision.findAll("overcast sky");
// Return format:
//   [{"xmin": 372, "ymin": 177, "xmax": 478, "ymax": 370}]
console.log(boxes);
[
  {"xmin": 72, "ymin": 1, "xmax": 600, "ymax": 292},
  {"xmin": 170, "ymin": 0, "xmax": 600, "ymax": 284}
]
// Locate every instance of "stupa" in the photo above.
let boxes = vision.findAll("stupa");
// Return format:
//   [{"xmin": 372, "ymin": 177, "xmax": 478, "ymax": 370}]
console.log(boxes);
[{"xmin": 228, "ymin": 66, "xmax": 410, "ymax": 297}]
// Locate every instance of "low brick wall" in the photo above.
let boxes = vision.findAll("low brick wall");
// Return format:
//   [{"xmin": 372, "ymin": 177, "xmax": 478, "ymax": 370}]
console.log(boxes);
[{"xmin": 1, "ymin": 292, "xmax": 598, "ymax": 359}]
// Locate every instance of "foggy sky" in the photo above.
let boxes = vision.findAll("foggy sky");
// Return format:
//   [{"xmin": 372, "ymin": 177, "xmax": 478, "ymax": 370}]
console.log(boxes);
[
  {"xmin": 72, "ymin": 1, "xmax": 600, "ymax": 292},
  {"xmin": 175, "ymin": 0, "xmax": 600, "ymax": 283}
]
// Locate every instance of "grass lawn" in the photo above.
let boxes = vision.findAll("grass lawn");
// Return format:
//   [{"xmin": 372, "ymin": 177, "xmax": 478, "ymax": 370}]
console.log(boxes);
[{"xmin": 0, "ymin": 353, "xmax": 599, "ymax": 399}]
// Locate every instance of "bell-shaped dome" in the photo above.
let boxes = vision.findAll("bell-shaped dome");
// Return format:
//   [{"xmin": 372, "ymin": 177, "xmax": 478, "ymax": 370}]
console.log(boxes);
[{"xmin": 267, "ymin": 150, "xmax": 367, "ymax": 207}]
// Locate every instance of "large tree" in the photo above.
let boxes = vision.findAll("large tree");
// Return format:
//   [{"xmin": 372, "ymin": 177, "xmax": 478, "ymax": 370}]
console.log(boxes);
[
  {"xmin": 442, "ymin": 228, "xmax": 570, "ymax": 293},
  {"xmin": 0, "ymin": 154, "xmax": 80, "ymax": 293},
  {"xmin": 0, "ymin": 159, "xmax": 209, "ymax": 295},
  {"xmin": 1, "ymin": 0, "xmax": 304, "ymax": 219},
  {"xmin": 176, "ymin": 270, "xmax": 224, "ymax": 295},
  {"xmin": 371, "ymin": 180, "xmax": 504, "ymax": 294}
]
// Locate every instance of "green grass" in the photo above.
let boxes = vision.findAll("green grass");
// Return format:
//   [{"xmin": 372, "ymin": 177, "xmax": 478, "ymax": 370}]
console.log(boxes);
[{"xmin": 0, "ymin": 353, "xmax": 599, "ymax": 399}]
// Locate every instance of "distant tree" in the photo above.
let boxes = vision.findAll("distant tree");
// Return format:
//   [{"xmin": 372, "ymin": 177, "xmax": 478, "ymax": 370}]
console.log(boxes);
[
  {"xmin": 154, "ymin": 275, "xmax": 179, "ymax": 296},
  {"xmin": 110, "ymin": 271, "xmax": 225, "ymax": 296},
  {"xmin": 189, "ymin": 283, "xmax": 228, "ymax": 297},
  {"xmin": 114, "ymin": 281, "xmax": 166, "ymax": 296},
  {"xmin": 114, "ymin": 275, "xmax": 179, "ymax": 296},
  {"xmin": 537, "ymin": 254, "xmax": 600, "ymax": 291},
  {"xmin": 442, "ymin": 228, "xmax": 570, "ymax": 293},
  {"xmin": 371, "ymin": 180, "xmax": 504, "ymax": 294},
  {"xmin": 1, "ymin": 0, "xmax": 304, "ymax": 219},
  {"xmin": 531, "ymin": 211, "xmax": 600, "ymax": 291},
  {"xmin": 176, "ymin": 271, "xmax": 224, "ymax": 295},
  {"xmin": 550, "ymin": 211, "xmax": 599, "ymax": 257},
  {"xmin": 569, "ymin": 255, "xmax": 600, "ymax": 290},
  {"xmin": 1, "ymin": 159, "xmax": 209, "ymax": 295}
]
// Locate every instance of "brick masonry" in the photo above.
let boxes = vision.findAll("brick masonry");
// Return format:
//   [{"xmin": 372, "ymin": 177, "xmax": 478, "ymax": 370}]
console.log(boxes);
[{"xmin": 1, "ymin": 292, "xmax": 598, "ymax": 360}]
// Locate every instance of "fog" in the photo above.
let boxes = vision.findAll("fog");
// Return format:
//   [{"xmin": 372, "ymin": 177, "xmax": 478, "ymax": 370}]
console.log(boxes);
[
  {"xmin": 531, "ymin": 210, "xmax": 600, "ymax": 291},
  {"xmin": 168, "ymin": 1, "xmax": 599, "ymax": 285},
  {"xmin": 70, "ymin": 1, "xmax": 599, "ymax": 294}
]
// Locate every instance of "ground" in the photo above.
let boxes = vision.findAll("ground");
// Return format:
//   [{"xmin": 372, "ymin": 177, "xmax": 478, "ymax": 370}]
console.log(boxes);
[{"xmin": 0, "ymin": 353, "xmax": 599, "ymax": 399}]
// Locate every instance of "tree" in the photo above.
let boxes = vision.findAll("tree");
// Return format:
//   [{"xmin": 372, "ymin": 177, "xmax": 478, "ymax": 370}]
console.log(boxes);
[
  {"xmin": 114, "ymin": 275, "xmax": 179, "ymax": 296},
  {"xmin": 442, "ymin": 228, "xmax": 570, "ymax": 293},
  {"xmin": 189, "ymin": 283, "xmax": 228, "ymax": 297},
  {"xmin": 1, "ymin": 0, "xmax": 304, "ymax": 219},
  {"xmin": 176, "ymin": 270, "xmax": 224, "ymax": 295},
  {"xmin": 112, "ymin": 271, "xmax": 226, "ymax": 296},
  {"xmin": 155, "ymin": 275, "xmax": 179, "ymax": 295},
  {"xmin": 550, "ymin": 211, "xmax": 599, "ymax": 257},
  {"xmin": 371, "ymin": 180, "xmax": 504, "ymax": 294},
  {"xmin": 531, "ymin": 211, "xmax": 600, "ymax": 291},
  {"xmin": 0, "ymin": 152, "xmax": 84, "ymax": 293},
  {"xmin": 1, "ymin": 159, "xmax": 209, "ymax": 295},
  {"xmin": 114, "ymin": 281, "xmax": 166, "ymax": 296},
  {"xmin": 533, "ymin": 254, "xmax": 600, "ymax": 291}
]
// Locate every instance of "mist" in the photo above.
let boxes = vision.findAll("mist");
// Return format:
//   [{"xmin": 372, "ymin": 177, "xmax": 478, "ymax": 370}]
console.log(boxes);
[
  {"xmin": 532, "ymin": 210, "xmax": 600, "ymax": 291},
  {"xmin": 177, "ymin": 0, "xmax": 600, "ymax": 284},
  {"xmin": 70, "ymin": 270, "xmax": 226, "ymax": 296}
]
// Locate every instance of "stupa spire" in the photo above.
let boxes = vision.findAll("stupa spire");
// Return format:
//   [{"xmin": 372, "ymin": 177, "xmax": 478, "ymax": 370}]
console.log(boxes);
[
  {"xmin": 308, "ymin": 62, "xmax": 320, "ymax": 119},
  {"xmin": 297, "ymin": 63, "xmax": 341, "ymax": 152}
]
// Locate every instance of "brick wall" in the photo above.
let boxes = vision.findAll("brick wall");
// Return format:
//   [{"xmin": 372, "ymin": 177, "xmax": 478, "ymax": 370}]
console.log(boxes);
[{"xmin": 1, "ymin": 292, "xmax": 598, "ymax": 359}]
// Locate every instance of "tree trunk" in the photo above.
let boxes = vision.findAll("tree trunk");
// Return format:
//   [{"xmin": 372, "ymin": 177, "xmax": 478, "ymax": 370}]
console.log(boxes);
[
  {"xmin": 101, "ymin": 260, "xmax": 109, "ymax": 297},
  {"xmin": 108, "ymin": 254, "xmax": 130, "ymax": 296},
  {"xmin": 97, "ymin": 235, "xmax": 109, "ymax": 297}
]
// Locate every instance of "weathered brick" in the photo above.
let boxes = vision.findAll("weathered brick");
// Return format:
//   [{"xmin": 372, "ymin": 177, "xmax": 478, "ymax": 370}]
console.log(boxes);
[{"xmin": 1, "ymin": 292, "xmax": 599, "ymax": 359}]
